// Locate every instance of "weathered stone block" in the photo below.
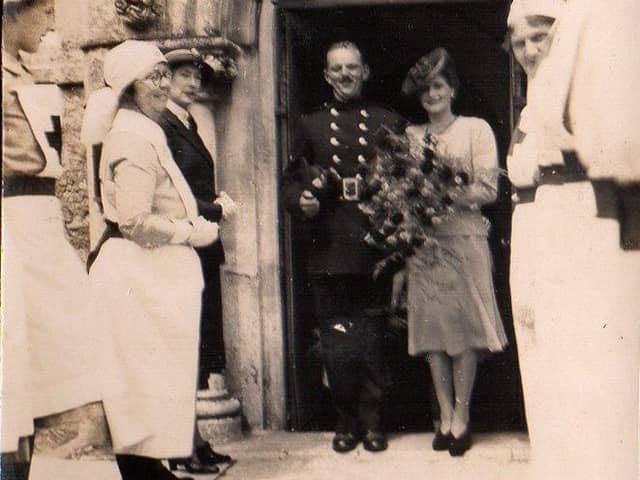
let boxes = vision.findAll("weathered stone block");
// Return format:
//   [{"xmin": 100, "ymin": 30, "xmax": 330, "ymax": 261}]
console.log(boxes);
[
  {"xmin": 197, "ymin": 416, "xmax": 243, "ymax": 445},
  {"xmin": 82, "ymin": 0, "xmax": 169, "ymax": 47}
]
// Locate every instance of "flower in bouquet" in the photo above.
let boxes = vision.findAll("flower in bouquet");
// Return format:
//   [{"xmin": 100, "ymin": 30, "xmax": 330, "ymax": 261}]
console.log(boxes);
[{"xmin": 360, "ymin": 126, "xmax": 475, "ymax": 278}]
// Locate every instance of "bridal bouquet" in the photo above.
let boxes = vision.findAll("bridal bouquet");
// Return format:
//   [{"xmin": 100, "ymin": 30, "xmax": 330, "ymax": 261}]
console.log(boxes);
[{"xmin": 359, "ymin": 126, "xmax": 475, "ymax": 278}]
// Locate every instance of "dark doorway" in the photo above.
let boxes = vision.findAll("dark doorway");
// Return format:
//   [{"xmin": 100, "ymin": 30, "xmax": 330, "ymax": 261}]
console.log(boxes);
[{"xmin": 278, "ymin": 1, "xmax": 525, "ymax": 434}]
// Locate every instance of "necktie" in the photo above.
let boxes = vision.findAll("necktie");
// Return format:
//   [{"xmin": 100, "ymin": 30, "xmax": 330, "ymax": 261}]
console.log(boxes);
[{"xmin": 187, "ymin": 114, "xmax": 197, "ymax": 132}]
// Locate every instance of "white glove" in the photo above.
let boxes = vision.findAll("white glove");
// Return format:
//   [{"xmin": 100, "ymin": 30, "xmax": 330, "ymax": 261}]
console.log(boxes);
[
  {"xmin": 299, "ymin": 190, "xmax": 320, "ymax": 218},
  {"xmin": 215, "ymin": 191, "xmax": 238, "ymax": 220},
  {"xmin": 188, "ymin": 216, "xmax": 219, "ymax": 247}
]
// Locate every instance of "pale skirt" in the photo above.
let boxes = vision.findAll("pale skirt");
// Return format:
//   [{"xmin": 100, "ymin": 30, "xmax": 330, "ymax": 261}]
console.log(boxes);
[
  {"xmin": 511, "ymin": 182, "xmax": 640, "ymax": 479},
  {"xmin": 407, "ymin": 234, "xmax": 507, "ymax": 357},
  {"xmin": 89, "ymin": 237, "xmax": 203, "ymax": 459},
  {"xmin": 1, "ymin": 196, "xmax": 103, "ymax": 453}
]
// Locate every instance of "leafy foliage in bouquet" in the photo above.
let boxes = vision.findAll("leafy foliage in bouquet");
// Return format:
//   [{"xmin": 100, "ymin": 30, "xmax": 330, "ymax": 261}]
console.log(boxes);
[{"xmin": 358, "ymin": 126, "xmax": 474, "ymax": 278}]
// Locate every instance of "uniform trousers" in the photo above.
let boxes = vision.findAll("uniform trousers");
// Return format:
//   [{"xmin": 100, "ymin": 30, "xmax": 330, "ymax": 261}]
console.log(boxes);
[
  {"xmin": 311, "ymin": 274, "xmax": 390, "ymax": 434},
  {"xmin": 197, "ymin": 248, "xmax": 225, "ymax": 388}
]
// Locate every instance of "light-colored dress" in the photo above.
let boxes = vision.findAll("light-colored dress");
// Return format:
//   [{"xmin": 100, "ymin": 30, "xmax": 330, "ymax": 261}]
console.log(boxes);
[
  {"xmin": 90, "ymin": 108, "xmax": 204, "ymax": 459},
  {"xmin": 405, "ymin": 116, "xmax": 507, "ymax": 357},
  {"xmin": 1, "ymin": 52, "xmax": 103, "ymax": 453}
]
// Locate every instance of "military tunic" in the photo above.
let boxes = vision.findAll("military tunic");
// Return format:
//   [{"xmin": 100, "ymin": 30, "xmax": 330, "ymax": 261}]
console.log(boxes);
[
  {"xmin": 282, "ymin": 98, "xmax": 405, "ymax": 434},
  {"xmin": 284, "ymin": 99, "xmax": 405, "ymax": 275}
]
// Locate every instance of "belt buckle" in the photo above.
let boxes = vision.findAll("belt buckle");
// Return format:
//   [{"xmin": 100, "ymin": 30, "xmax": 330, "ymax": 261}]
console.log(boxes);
[{"xmin": 342, "ymin": 177, "xmax": 360, "ymax": 201}]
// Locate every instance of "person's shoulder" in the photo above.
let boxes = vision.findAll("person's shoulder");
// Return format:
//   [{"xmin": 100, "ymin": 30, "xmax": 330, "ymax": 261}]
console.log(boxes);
[
  {"xmin": 459, "ymin": 115, "xmax": 491, "ymax": 129},
  {"xmin": 362, "ymin": 101, "xmax": 396, "ymax": 117},
  {"xmin": 303, "ymin": 102, "xmax": 333, "ymax": 119},
  {"xmin": 405, "ymin": 122, "xmax": 427, "ymax": 138},
  {"xmin": 298, "ymin": 103, "xmax": 335, "ymax": 132},
  {"xmin": 2, "ymin": 65, "xmax": 31, "ymax": 100},
  {"xmin": 366, "ymin": 100, "xmax": 394, "ymax": 112},
  {"xmin": 457, "ymin": 115, "xmax": 495, "ymax": 137},
  {"xmin": 2, "ymin": 67, "xmax": 20, "ymax": 87},
  {"xmin": 366, "ymin": 102, "xmax": 408, "ymax": 132},
  {"xmin": 103, "ymin": 129, "xmax": 158, "ymax": 169}
]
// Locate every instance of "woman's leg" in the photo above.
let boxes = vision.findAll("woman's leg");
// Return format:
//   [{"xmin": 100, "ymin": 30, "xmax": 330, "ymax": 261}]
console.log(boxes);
[
  {"xmin": 451, "ymin": 349, "xmax": 478, "ymax": 437},
  {"xmin": 427, "ymin": 352, "xmax": 454, "ymax": 434}
]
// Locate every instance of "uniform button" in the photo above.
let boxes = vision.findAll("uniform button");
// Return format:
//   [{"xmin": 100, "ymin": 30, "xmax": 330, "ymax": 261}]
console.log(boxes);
[
  {"xmin": 360, "ymin": 109, "xmax": 370, "ymax": 118},
  {"xmin": 358, "ymin": 137, "xmax": 368, "ymax": 146},
  {"xmin": 332, "ymin": 154, "xmax": 342, "ymax": 164},
  {"xmin": 330, "ymin": 122, "xmax": 339, "ymax": 131},
  {"xmin": 358, "ymin": 123, "xmax": 368, "ymax": 132},
  {"xmin": 357, "ymin": 154, "xmax": 367, "ymax": 164},
  {"xmin": 330, "ymin": 108, "xmax": 339, "ymax": 117},
  {"xmin": 330, "ymin": 137, "xmax": 340, "ymax": 146}
]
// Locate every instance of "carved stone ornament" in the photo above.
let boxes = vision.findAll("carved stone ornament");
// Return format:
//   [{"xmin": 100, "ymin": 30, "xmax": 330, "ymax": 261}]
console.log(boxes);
[
  {"xmin": 202, "ymin": 51, "xmax": 239, "ymax": 81},
  {"xmin": 114, "ymin": 0, "xmax": 161, "ymax": 30}
]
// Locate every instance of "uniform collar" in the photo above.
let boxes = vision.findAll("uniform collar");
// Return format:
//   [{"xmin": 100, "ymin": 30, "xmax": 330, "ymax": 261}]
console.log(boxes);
[
  {"xmin": 326, "ymin": 96, "xmax": 366, "ymax": 111},
  {"xmin": 2, "ymin": 51, "xmax": 28, "ymax": 76},
  {"xmin": 167, "ymin": 100, "xmax": 191, "ymax": 128}
]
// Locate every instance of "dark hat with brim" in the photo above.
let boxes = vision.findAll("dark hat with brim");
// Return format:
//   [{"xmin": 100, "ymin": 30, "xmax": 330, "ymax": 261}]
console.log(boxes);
[
  {"xmin": 401, "ymin": 47, "xmax": 451, "ymax": 97},
  {"xmin": 165, "ymin": 48, "xmax": 213, "ymax": 78}
]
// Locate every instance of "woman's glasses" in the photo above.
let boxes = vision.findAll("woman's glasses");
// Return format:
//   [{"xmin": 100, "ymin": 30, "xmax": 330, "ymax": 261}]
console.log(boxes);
[{"xmin": 140, "ymin": 69, "xmax": 173, "ymax": 87}]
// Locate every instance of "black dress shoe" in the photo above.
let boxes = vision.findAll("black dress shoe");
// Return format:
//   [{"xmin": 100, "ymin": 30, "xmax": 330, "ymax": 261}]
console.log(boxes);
[
  {"xmin": 362, "ymin": 431, "xmax": 388, "ymax": 452},
  {"xmin": 332, "ymin": 433, "xmax": 359, "ymax": 453},
  {"xmin": 196, "ymin": 443, "xmax": 232, "ymax": 464},
  {"xmin": 168, "ymin": 457, "xmax": 219, "ymax": 474},
  {"xmin": 157, "ymin": 462, "xmax": 194, "ymax": 480},
  {"xmin": 448, "ymin": 429, "xmax": 472, "ymax": 457},
  {"xmin": 432, "ymin": 430, "xmax": 453, "ymax": 451},
  {"xmin": 117, "ymin": 455, "xmax": 193, "ymax": 480}
]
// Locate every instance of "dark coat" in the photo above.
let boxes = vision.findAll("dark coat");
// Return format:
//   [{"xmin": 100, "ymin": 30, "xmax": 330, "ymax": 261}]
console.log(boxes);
[
  {"xmin": 281, "ymin": 98, "xmax": 406, "ymax": 275},
  {"xmin": 160, "ymin": 109, "xmax": 225, "ymax": 267}
]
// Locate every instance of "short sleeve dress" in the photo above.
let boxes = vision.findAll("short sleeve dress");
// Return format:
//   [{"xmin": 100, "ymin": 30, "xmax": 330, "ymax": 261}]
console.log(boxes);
[{"xmin": 405, "ymin": 116, "xmax": 507, "ymax": 357}]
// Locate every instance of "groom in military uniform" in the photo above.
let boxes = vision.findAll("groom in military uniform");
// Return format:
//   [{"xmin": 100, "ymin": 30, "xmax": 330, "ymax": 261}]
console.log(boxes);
[{"xmin": 282, "ymin": 41, "xmax": 405, "ymax": 453}]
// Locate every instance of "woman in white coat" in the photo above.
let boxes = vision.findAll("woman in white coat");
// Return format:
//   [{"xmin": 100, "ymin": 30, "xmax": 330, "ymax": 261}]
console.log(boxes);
[
  {"xmin": 508, "ymin": 1, "xmax": 640, "ymax": 478},
  {"xmin": 82, "ymin": 40, "xmax": 220, "ymax": 480}
]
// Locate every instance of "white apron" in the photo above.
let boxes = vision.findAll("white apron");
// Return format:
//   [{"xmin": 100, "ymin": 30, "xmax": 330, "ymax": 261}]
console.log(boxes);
[{"xmin": 511, "ymin": 183, "xmax": 640, "ymax": 480}]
